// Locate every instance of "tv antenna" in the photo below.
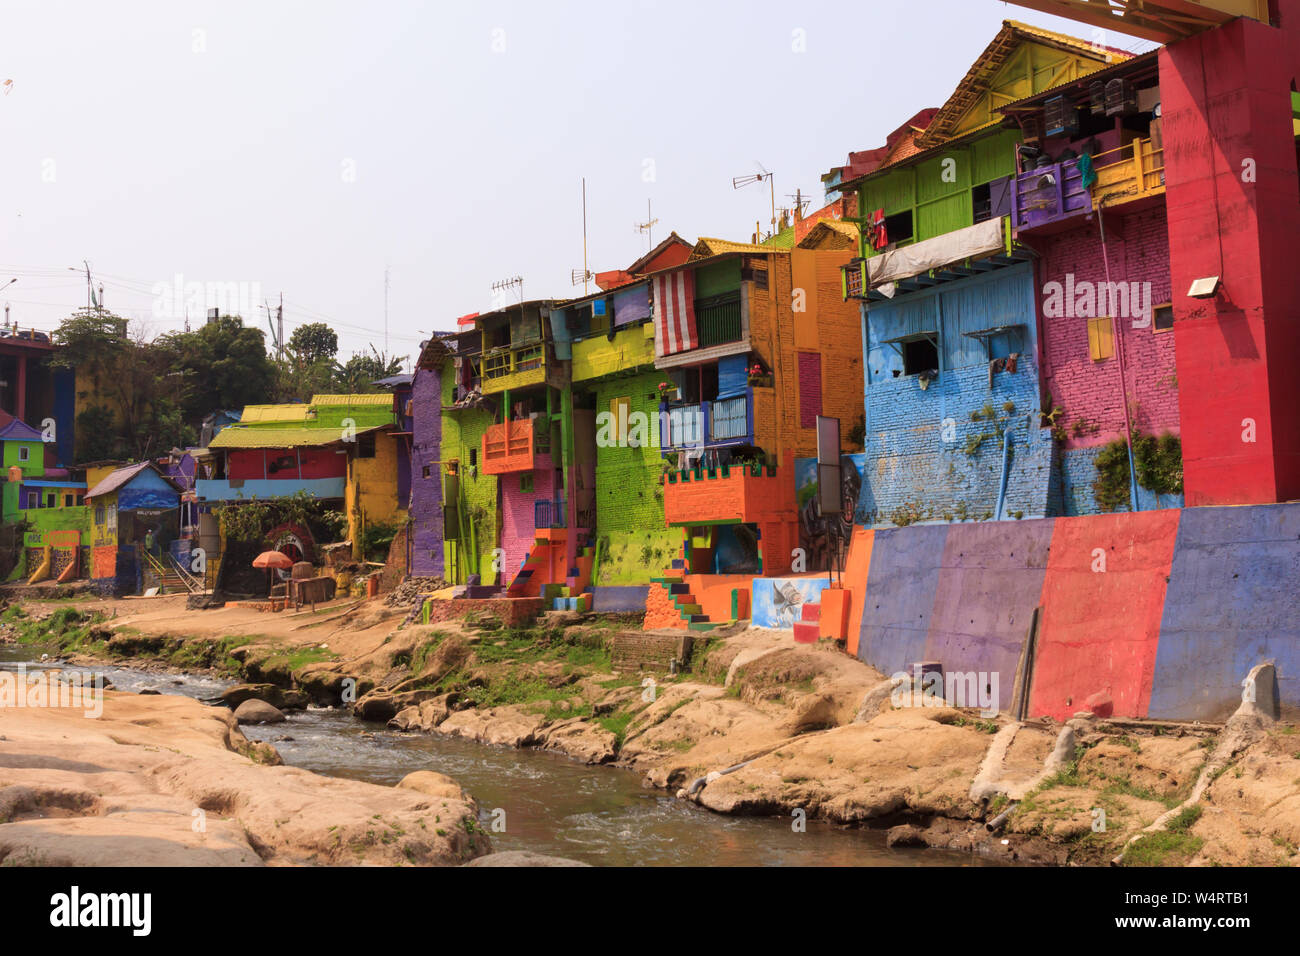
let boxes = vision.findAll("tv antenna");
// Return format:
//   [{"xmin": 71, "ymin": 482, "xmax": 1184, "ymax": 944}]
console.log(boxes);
[
  {"xmin": 732, "ymin": 162, "xmax": 776, "ymax": 238},
  {"xmin": 571, "ymin": 178, "xmax": 593, "ymax": 293},
  {"xmin": 635, "ymin": 200, "xmax": 659, "ymax": 251},
  {"xmin": 491, "ymin": 275, "xmax": 524, "ymax": 308}
]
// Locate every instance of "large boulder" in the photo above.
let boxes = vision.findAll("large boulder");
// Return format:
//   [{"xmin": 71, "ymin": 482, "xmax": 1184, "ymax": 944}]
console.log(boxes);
[
  {"xmin": 395, "ymin": 771, "xmax": 469, "ymax": 802},
  {"xmin": 221, "ymin": 683, "xmax": 308, "ymax": 712},
  {"xmin": 232, "ymin": 699, "xmax": 286, "ymax": 725},
  {"xmin": 463, "ymin": 851, "xmax": 589, "ymax": 867}
]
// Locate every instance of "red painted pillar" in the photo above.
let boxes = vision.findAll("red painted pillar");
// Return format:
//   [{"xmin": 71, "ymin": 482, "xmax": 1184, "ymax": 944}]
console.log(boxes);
[{"xmin": 1162, "ymin": 7, "xmax": 1300, "ymax": 505}]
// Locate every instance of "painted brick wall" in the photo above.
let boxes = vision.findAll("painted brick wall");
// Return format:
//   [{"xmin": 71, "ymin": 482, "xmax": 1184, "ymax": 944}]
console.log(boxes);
[
  {"xmin": 1038, "ymin": 204, "xmax": 1178, "ymax": 456},
  {"xmin": 410, "ymin": 366, "xmax": 443, "ymax": 578},
  {"xmin": 858, "ymin": 356, "xmax": 1054, "ymax": 525},
  {"xmin": 593, "ymin": 370, "xmax": 678, "ymax": 584},
  {"xmin": 501, "ymin": 453, "xmax": 555, "ymax": 583},
  {"xmin": 1057, "ymin": 444, "xmax": 1184, "ymax": 516},
  {"xmin": 440, "ymin": 370, "xmax": 498, "ymax": 583}
]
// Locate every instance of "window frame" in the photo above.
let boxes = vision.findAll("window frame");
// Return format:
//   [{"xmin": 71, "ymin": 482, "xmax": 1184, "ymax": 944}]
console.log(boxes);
[
  {"xmin": 1152, "ymin": 302, "xmax": 1174, "ymax": 335},
  {"xmin": 1087, "ymin": 315, "xmax": 1115, "ymax": 361}
]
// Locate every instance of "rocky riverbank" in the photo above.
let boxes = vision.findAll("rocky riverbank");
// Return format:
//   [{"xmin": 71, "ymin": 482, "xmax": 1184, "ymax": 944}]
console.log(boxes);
[{"xmin": 6, "ymin": 594, "xmax": 1300, "ymax": 866}]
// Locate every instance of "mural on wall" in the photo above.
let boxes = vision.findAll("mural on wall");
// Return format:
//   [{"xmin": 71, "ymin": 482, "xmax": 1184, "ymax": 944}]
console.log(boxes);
[
  {"xmin": 752, "ymin": 576, "xmax": 833, "ymax": 629},
  {"xmin": 795, "ymin": 454, "xmax": 866, "ymax": 571}
]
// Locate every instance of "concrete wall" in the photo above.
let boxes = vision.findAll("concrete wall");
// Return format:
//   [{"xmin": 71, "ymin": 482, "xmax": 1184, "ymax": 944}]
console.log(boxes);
[
  {"xmin": 1149, "ymin": 505, "xmax": 1300, "ymax": 721},
  {"xmin": 841, "ymin": 503, "xmax": 1297, "ymax": 722}
]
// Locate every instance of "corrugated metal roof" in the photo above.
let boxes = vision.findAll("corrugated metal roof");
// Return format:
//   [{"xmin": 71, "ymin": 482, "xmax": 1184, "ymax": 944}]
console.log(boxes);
[
  {"xmin": 796, "ymin": 219, "xmax": 860, "ymax": 250},
  {"xmin": 239, "ymin": 404, "xmax": 310, "ymax": 423},
  {"xmin": 0, "ymin": 419, "xmax": 45, "ymax": 442},
  {"xmin": 688, "ymin": 238, "xmax": 788, "ymax": 261},
  {"xmin": 208, "ymin": 423, "xmax": 391, "ymax": 449},
  {"xmin": 310, "ymin": 393, "xmax": 394, "ymax": 406},
  {"xmin": 85, "ymin": 461, "xmax": 152, "ymax": 499}
]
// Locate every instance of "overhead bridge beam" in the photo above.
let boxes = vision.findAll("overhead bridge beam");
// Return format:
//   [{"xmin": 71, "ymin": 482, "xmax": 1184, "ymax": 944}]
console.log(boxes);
[{"xmin": 1002, "ymin": 0, "xmax": 1269, "ymax": 44}]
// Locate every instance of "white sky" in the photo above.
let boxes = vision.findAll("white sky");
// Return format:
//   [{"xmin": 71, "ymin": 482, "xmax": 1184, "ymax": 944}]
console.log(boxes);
[{"xmin": 0, "ymin": 0, "xmax": 1157, "ymax": 365}]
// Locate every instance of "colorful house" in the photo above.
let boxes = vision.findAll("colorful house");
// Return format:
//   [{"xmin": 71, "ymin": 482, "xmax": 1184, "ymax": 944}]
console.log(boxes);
[
  {"xmin": 999, "ymin": 51, "xmax": 1181, "ymax": 513},
  {"xmin": 85, "ymin": 461, "xmax": 182, "ymax": 594},
  {"xmin": 199, "ymin": 394, "xmax": 401, "ymax": 560},
  {"xmin": 833, "ymin": 21, "xmax": 1125, "ymax": 525}
]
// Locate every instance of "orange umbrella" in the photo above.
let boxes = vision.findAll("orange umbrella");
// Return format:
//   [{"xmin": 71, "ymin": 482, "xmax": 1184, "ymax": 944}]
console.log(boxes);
[{"xmin": 253, "ymin": 550, "xmax": 294, "ymax": 600}]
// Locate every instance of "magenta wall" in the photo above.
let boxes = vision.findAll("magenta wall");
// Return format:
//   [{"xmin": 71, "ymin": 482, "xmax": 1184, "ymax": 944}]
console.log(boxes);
[
  {"xmin": 501, "ymin": 453, "xmax": 555, "ymax": 582},
  {"xmin": 1038, "ymin": 204, "xmax": 1177, "ymax": 451}
]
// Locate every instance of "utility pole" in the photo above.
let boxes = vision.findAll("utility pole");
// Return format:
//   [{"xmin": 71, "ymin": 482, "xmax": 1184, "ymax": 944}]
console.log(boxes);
[{"xmin": 277, "ymin": 293, "xmax": 284, "ymax": 362}]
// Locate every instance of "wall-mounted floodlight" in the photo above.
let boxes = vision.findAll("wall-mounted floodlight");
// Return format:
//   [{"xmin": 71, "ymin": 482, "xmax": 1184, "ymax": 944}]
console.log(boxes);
[{"xmin": 1188, "ymin": 276, "xmax": 1220, "ymax": 298}]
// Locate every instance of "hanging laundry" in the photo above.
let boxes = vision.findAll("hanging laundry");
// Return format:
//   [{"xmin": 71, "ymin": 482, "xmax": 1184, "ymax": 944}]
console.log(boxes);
[
  {"xmin": 868, "ymin": 208, "xmax": 889, "ymax": 250},
  {"xmin": 1078, "ymin": 152, "xmax": 1098, "ymax": 190},
  {"xmin": 1006, "ymin": 352, "xmax": 1019, "ymax": 374}
]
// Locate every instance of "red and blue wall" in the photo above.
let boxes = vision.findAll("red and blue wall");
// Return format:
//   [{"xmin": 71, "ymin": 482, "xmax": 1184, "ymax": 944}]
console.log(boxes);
[{"xmin": 847, "ymin": 502, "xmax": 1299, "ymax": 722}]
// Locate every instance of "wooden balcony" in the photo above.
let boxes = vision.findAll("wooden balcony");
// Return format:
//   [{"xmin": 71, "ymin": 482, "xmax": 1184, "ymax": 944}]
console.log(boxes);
[
  {"xmin": 481, "ymin": 419, "xmax": 535, "ymax": 475},
  {"xmin": 1011, "ymin": 137, "xmax": 1165, "ymax": 234},
  {"xmin": 1091, "ymin": 136, "xmax": 1165, "ymax": 209},
  {"xmin": 480, "ymin": 342, "xmax": 547, "ymax": 393}
]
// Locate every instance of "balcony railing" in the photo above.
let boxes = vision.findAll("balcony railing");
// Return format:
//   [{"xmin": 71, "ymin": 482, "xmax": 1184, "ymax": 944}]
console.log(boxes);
[
  {"xmin": 481, "ymin": 342, "xmax": 547, "ymax": 392},
  {"xmin": 534, "ymin": 497, "xmax": 566, "ymax": 530},
  {"xmin": 482, "ymin": 419, "xmax": 536, "ymax": 475},
  {"xmin": 695, "ymin": 293, "xmax": 743, "ymax": 348},
  {"xmin": 660, "ymin": 396, "xmax": 750, "ymax": 449},
  {"xmin": 1011, "ymin": 158, "xmax": 1092, "ymax": 231},
  {"xmin": 1011, "ymin": 136, "xmax": 1165, "ymax": 233}
]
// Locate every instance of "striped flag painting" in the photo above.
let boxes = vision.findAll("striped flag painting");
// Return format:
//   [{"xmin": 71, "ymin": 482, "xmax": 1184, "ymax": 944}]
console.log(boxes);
[{"xmin": 651, "ymin": 269, "xmax": 698, "ymax": 357}]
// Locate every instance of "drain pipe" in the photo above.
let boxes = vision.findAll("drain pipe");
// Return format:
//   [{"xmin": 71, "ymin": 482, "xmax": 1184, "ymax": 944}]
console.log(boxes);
[
  {"xmin": 1096, "ymin": 195, "xmax": 1140, "ymax": 513},
  {"xmin": 684, "ymin": 759, "xmax": 754, "ymax": 798},
  {"xmin": 986, "ymin": 801, "xmax": 1019, "ymax": 833},
  {"xmin": 994, "ymin": 431, "xmax": 1013, "ymax": 521}
]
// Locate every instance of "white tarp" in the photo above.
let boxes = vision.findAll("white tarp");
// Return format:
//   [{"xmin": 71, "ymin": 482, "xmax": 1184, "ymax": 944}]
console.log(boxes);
[{"xmin": 867, "ymin": 218, "xmax": 1005, "ymax": 287}]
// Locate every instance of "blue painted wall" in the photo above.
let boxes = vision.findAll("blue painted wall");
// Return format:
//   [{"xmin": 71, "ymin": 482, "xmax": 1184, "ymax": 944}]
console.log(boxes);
[
  {"xmin": 857, "ymin": 265, "xmax": 1055, "ymax": 527},
  {"xmin": 118, "ymin": 468, "xmax": 179, "ymax": 511},
  {"xmin": 1056, "ymin": 444, "xmax": 1186, "ymax": 516},
  {"xmin": 1149, "ymin": 505, "xmax": 1300, "ymax": 720}
]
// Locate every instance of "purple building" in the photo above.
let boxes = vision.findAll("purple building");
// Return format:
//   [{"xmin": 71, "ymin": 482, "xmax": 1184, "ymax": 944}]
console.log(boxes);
[{"xmin": 409, "ymin": 339, "xmax": 448, "ymax": 577}]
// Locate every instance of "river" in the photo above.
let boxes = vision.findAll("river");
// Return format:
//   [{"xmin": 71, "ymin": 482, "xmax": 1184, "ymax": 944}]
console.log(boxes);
[{"xmin": 1, "ymin": 645, "xmax": 994, "ymax": 867}]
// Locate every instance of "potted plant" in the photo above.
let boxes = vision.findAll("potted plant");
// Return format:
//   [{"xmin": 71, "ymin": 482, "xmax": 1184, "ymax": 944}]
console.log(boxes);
[
  {"xmin": 656, "ymin": 380, "xmax": 678, "ymax": 401},
  {"xmin": 747, "ymin": 363, "xmax": 773, "ymax": 387}
]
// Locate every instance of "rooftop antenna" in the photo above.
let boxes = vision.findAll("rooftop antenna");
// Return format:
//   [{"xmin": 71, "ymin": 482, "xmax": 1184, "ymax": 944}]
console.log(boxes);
[
  {"xmin": 635, "ymin": 199, "xmax": 659, "ymax": 252},
  {"xmin": 732, "ymin": 162, "xmax": 776, "ymax": 239},
  {"xmin": 571, "ymin": 178, "xmax": 593, "ymax": 293},
  {"xmin": 491, "ymin": 275, "xmax": 524, "ymax": 309}
]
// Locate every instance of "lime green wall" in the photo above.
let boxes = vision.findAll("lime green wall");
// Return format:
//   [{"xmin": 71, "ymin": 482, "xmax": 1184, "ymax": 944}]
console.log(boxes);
[
  {"xmin": 695, "ymin": 259, "xmax": 742, "ymax": 298},
  {"xmin": 23, "ymin": 505, "xmax": 90, "ymax": 547},
  {"xmin": 592, "ymin": 369, "xmax": 679, "ymax": 585},
  {"xmin": 441, "ymin": 369, "xmax": 498, "ymax": 584},
  {"xmin": 2, "ymin": 439, "xmax": 45, "ymax": 478}
]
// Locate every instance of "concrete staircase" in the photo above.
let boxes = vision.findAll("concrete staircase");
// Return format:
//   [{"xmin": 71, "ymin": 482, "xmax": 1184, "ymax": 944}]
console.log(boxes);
[
  {"xmin": 506, "ymin": 530, "xmax": 595, "ymax": 613},
  {"xmin": 649, "ymin": 554, "xmax": 721, "ymax": 632}
]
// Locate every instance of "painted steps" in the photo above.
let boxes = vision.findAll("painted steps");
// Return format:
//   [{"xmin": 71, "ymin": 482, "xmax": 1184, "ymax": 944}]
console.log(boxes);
[
  {"xmin": 649, "ymin": 575, "xmax": 721, "ymax": 631},
  {"xmin": 793, "ymin": 601, "xmax": 820, "ymax": 644}
]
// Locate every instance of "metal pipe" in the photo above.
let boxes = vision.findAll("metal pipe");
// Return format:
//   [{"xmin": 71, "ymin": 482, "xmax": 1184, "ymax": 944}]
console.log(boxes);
[
  {"xmin": 1096, "ymin": 196, "xmax": 1140, "ymax": 512},
  {"xmin": 986, "ymin": 801, "xmax": 1019, "ymax": 832}
]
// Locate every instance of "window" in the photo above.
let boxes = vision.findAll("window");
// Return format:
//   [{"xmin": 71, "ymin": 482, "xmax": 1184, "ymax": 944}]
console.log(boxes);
[
  {"xmin": 422, "ymin": 464, "xmax": 432, "ymax": 479},
  {"xmin": 902, "ymin": 337, "xmax": 939, "ymax": 376},
  {"xmin": 1088, "ymin": 316, "xmax": 1115, "ymax": 361},
  {"xmin": 46, "ymin": 494, "xmax": 55, "ymax": 508},
  {"xmin": 520, "ymin": 473, "xmax": 534, "ymax": 494},
  {"xmin": 25, "ymin": 492, "xmax": 38, "ymax": 509},
  {"xmin": 883, "ymin": 211, "xmax": 914, "ymax": 245},
  {"xmin": 95, "ymin": 505, "xmax": 105, "ymax": 525},
  {"xmin": 609, "ymin": 396, "xmax": 630, "ymax": 444},
  {"xmin": 356, "ymin": 433, "xmax": 376, "ymax": 458},
  {"xmin": 63, "ymin": 494, "xmax": 73, "ymax": 507},
  {"xmin": 1153, "ymin": 303, "xmax": 1174, "ymax": 333},
  {"xmin": 17, "ymin": 446, "xmax": 29, "ymax": 462}
]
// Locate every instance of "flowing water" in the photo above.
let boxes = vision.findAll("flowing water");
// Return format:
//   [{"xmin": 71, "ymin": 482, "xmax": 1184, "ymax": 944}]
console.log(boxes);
[{"xmin": 1, "ymin": 645, "xmax": 995, "ymax": 867}]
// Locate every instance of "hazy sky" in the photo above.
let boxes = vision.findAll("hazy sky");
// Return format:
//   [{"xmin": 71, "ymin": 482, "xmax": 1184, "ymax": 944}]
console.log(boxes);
[{"xmin": 0, "ymin": 1, "xmax": 1155, "ymax": 365}]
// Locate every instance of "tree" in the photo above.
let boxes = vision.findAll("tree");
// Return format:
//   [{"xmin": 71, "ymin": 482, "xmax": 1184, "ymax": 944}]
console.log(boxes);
[
  {"xmin": 287, "ymin": 322, "xmax": 339, "ymax": 365},
  {"xmin": 156, "ymin": 315, "xmax": 275, "ymax": 422},
  {"xmin": 331, "ymin": 347, "xmax": 404, "ymax": 393}
]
